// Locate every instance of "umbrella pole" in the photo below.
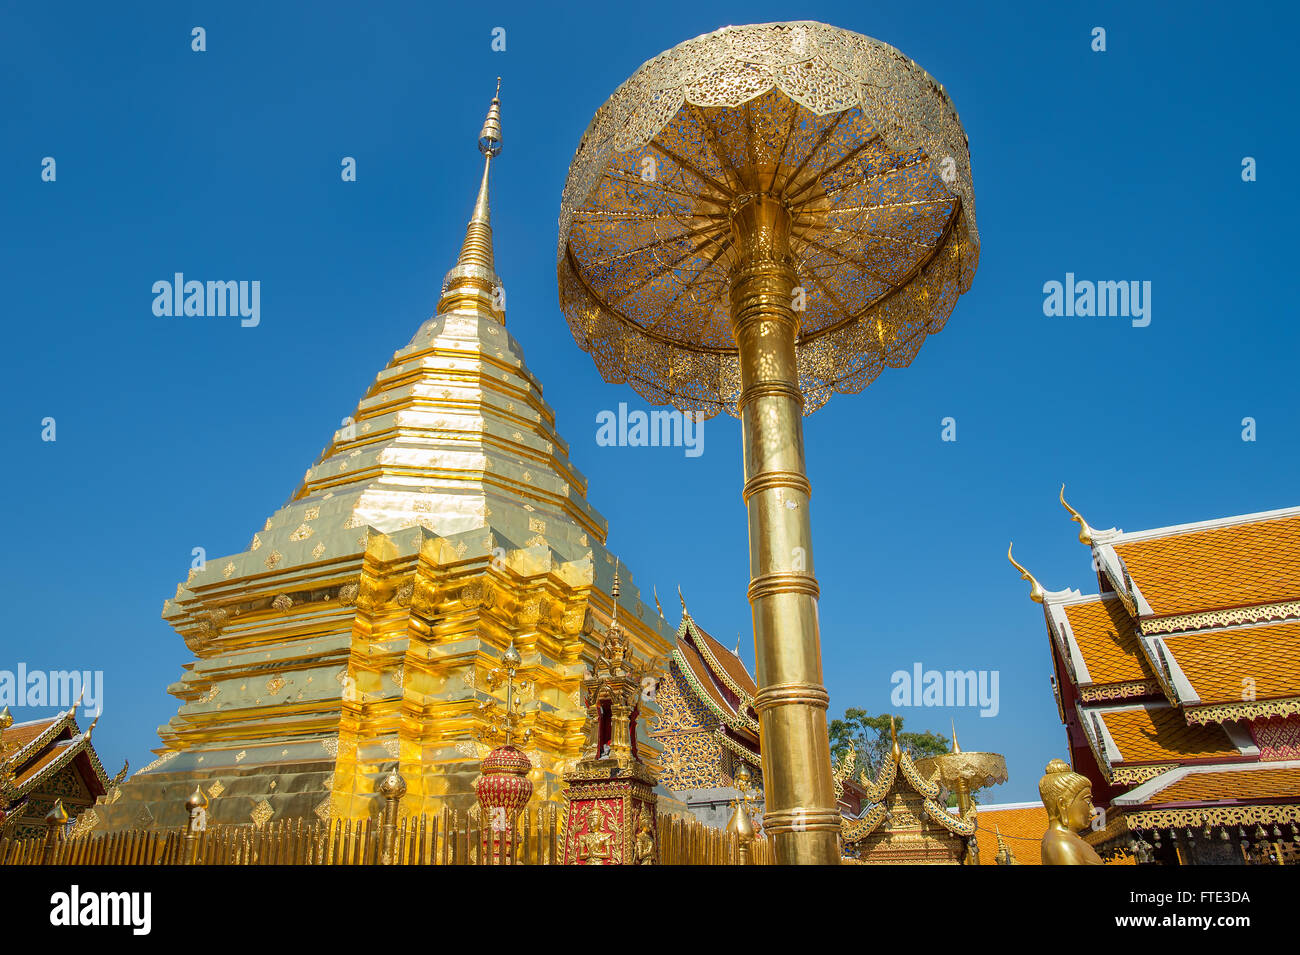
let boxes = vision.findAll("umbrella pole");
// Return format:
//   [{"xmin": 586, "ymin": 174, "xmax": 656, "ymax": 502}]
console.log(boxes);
[{"xmin": 729, "ymin": 194, "xmax": 840, "ymax": 865}]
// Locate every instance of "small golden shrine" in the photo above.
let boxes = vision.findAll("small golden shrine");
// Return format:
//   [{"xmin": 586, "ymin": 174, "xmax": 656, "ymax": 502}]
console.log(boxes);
[
  {"xmin": 560, "ymin": 568, "xmax": 659, "ymax": 865},
  {"xmin": 839, "ymin": 718, "xmax": 997, "ymax": 865}
]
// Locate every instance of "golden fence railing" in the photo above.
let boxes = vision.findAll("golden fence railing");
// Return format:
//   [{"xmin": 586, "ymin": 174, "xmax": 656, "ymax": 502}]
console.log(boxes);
[{"xmin": 0, "ymin": 802, "xmax": 769, "ymax": 865}]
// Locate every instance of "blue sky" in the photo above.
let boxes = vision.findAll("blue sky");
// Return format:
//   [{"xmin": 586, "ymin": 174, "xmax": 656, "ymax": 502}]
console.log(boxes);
[{"xmin": 2, "ymin": 1, "xmax": 1296, "ymax": 802}]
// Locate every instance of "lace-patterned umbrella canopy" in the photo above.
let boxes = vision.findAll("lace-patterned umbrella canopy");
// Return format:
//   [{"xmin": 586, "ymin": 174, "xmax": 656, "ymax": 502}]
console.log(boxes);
[{"xmin": 558, "ymin": 21, "xmax": 979, "ymax": 418}]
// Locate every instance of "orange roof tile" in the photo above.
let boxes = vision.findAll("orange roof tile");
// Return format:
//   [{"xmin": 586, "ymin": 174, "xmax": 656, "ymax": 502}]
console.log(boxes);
[
  {"xmin": 2, "ymin": 715, "xmax": 61, "ymax": 752},
  {"xmin": 1097, "ymin": 706, "xmax": 1240, "ymax": 764},
  {"xmin": 1145, "ymin": 766, "xmax": 1300, "ymax": 805},
  {"xmin": 1114, "ymin": 514, "xmax": 1300, "ymax": 617},
  {"xmin": 675, "ymin": 640, "xmax": 759, "ymax": 747},
  {"xmin": 690, "ymin": 622, "xmax": 758, "ymax": 697},
  {"xmin": 1166, "ymin": 620, "xmax": 1300, "ymax": 706},
  {"xmin": 974, "ymin": 804, "xmax": 1047, "ymax": 865},
  {"xmin": 1063, "ymin": 598, "xmax": 1154, "ymax": 686},
  {"xmin": 973, "ymin": 804, "xmax": 1133, "ymax": 865},
  {"xmin": 13, "ymin": 740, "xmax": 74, "ymax": 788}
]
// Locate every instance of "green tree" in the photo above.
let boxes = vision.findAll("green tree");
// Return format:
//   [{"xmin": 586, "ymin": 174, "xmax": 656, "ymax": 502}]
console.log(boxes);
[{"xmin": 828, "ymin": 709, "xmax": 949, "ymax": 779}]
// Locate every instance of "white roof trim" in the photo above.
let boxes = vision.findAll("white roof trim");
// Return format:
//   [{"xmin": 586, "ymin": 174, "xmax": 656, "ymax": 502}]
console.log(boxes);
[
  {"xmin": 1153, "ymin": 636, "xmax": 1201, "ymax": 705},
  {"xmin": 1043, "ymin": 590, "xmax": 1116, "ymax": 608},
  {"xmin": 1223, "ymin": 722, "xmax": 1259, "ymax": 757},
  {"xmin": 1045, "ymin": 603, "xmax": 1091, "ymax": 684},
  {"xmin": 1092, "ymin": 712, "xmax": 1124, "ymax": 765},
  {"xmin": 978, "ymin": 800, "xmax": 1044, "ymax": 813},
  {"xmin": 1109, "ymin": 504, "xmax": 1300, "ymax": 545}
]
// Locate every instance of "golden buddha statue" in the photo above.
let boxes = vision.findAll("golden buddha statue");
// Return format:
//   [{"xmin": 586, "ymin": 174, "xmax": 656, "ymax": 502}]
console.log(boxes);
[
  {"xmin": 634, "ymin": 808, "xmax": 655, "ymax": 865},
  {"xmin": 576, "ymin": 804, "xmax": 616, "ymax": 865},
  {"xmin": 1038, "ymin": 759, "xmax": 1104, "ymax": 865}
]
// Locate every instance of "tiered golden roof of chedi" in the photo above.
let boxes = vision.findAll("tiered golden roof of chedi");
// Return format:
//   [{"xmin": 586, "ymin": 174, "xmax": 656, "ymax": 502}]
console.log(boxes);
[
  {"xmin": 90, "ymin": 89, "xmax": 673, "ymax": 833},
  {"xmin": 1015, "ymin": 493, "xmax": 1300, "ymax": 864},
  {"xmin": 0, "ymin": 706, "xmax": 123, "ymax": 841}
]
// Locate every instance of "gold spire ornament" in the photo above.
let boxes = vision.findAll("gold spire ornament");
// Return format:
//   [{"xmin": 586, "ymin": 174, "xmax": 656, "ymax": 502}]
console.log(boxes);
[
  {"xmin": 440, "ymin": 78, "xmax": 505, "ymax": 322},
  {"xmin": 1007, "ymin": 542, "xmax": 1047, "ymax": 603},
  {"xmin": 1059, "ymin": 484, "xmax": 1095, "ymax": 546},
  {"xmin": 558, "ymin": 22, "xmax": 979, "ymax": 864}
]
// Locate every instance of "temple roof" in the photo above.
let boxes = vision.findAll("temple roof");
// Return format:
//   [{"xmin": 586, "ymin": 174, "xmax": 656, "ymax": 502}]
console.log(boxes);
[
  {"xmin": 1110, "ymin": 509, "xmax": 1300, "ymax": 617},
  {"xmin": 1, "ymin": 708, "xmax": 113, "ymax": 813},
  {"xmin": 670, "ymin": 613, "xmax": 760, "ymax": 752},
  {"xmin": 972, "ymin": 802, "xmax": 1046, "ymax": 865},
  {"xmin": 1163, "ymin": 619, "xmax": 1300, "ymax": 708},
  {"xmin": 1114, "ymin": 760, "xmax": 1300, "ymax": 807},
  {"xmin": 1083, "ymin": 703, "xmax": 1247, "ymax": 771},
  {"xmin": 1038, "ymin": 498, "xmax": 1300, "ymax": 845},
  {"xmin": 1057, "ymin": 594, "xmax": 1157, "ymax": 691}
]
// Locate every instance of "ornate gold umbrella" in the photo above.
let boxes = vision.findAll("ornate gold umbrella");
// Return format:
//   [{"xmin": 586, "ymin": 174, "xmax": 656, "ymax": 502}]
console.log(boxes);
[
  {"xmin": 915, "ymin": 725, "xmax": 1009, "ymax": 815},
  {"xmin": 558, "ymin": 21, "xmax": 979, "ymax": 864}
]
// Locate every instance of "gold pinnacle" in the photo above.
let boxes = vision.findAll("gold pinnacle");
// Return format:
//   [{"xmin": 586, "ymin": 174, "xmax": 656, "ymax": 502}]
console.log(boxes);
[
  {"xmin": 1007, "ymin": 543, "xmax": 1047, "ymax": 604},
  {"xmin": 1059, "ymin": 484, "xmax": 1095, "ymax": 546}
]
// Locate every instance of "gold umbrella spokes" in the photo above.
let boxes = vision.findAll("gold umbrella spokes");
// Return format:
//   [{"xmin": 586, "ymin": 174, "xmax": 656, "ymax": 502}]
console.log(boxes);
[{"xmin": 559, "ymin": 21, "xmax": 979, "ymax": 417}]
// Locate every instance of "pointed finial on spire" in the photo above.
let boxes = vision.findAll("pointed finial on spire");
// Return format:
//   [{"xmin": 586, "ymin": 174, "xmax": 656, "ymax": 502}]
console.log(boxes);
[
  {"xmin": 439, "ymin": 79, "xmax": 505, "ymax": 322},
  {"xmin": 611, "ymin": 558, "xmax": 620, "ymax": 628},
  {"xmin": 1007, "ymin": 542, "xmax": 1047, "ymax": 604},
  {"xmin": 734, "ymin": 633, "xmax": 741, "ymax": 656},
  {"xmin": 951, "ymin": 719, "xmax": 961, "ymax": 754},
  {"xmin": 1060, "ymin": 484, "xmax": 1095, "ymax": 546}
]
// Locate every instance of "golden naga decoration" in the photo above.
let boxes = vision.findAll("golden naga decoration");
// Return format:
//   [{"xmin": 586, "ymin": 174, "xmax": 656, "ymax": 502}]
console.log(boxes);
[
  {"xmin": 1059, "ymin": 484, "xmax": 1095, "ymax": 546},
  {"xmin": 1038, "ymin": 759, "xmax": 1104, "ymax": 865},
  {"xmin": 0, "ymin": 706, "xmax": 15, "ymax": 790},
  {"xmin": 1007, "ymin": 542, "xmax": 1047, "ymax": 604},
  {"xmin": 561, "ymin": 566, "xmax": 660, "ymax": 864},
  {"xmin": 559, "ymin": 21, "xmax": 980, "ymax": 864}
]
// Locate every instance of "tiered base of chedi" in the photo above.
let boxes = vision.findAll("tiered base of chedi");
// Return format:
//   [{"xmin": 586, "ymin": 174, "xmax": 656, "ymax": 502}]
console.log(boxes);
[{"xmin": 89, "ymin": 89, "xmax": 675, "ymax": 834}]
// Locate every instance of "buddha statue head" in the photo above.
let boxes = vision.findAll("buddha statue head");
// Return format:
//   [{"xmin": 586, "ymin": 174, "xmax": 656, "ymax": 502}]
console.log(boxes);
[{"xmin": 1038, "ymin": 758, "xmax": 1096, "ymax": 832}]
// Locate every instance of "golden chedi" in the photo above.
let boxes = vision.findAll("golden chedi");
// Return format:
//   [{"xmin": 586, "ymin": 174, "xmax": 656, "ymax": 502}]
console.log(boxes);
[
  {"xmin": 89, "ymin": 82, "xmax": 673, "ymax": 834},
  {"xmin": 1039, "ymin": 759, "xmax": 1104, "ymax": 865}
]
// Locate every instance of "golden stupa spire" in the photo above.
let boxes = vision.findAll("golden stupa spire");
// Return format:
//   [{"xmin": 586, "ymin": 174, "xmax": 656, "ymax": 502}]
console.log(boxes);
[
  {"xmin": 1007, "ymin": 542, "xmax": 1047, "ymax": 604},
  {"xmin": 1059, "ymin": 484, "xmax": 1095, "ymax": 546},
  {"xmin": 611, "ymin": 558, "xmax": 621, "ymax": 631},
  {"xmin": 439, "ymin": 78, "xmax": 505, "ymax": 321},
  {"xmin": 951, "ymin": 719, "xmax": 960, "ymax": 754}
]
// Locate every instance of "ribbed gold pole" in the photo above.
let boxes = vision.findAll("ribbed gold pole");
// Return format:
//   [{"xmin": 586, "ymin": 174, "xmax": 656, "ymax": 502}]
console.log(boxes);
[{"xmin": 729, "ymin": 194, "xmax": 839, "ymax": 865}]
